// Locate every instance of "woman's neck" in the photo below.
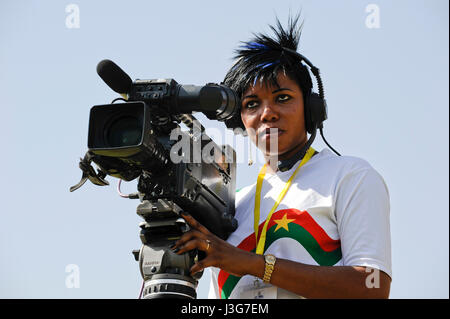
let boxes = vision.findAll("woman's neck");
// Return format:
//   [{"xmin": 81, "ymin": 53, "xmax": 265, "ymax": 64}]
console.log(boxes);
[{"xmin": 264, "ymin": 139, "xmax": 309, "ymax": 174}]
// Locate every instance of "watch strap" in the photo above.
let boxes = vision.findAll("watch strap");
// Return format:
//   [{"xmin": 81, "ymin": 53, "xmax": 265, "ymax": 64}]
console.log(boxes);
[{"xmin": 263, "ymin": 254, "xmax": 276, "ymax": 283}]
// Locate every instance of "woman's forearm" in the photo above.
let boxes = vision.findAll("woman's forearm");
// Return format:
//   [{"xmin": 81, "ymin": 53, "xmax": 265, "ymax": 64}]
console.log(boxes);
[
  {"xmin": 174, "ymin": 213, "xmax": 391, "ymax": 299},
  {"xmin": 241, "ymin": 252, "xmax": 391, "ymax": 299}
]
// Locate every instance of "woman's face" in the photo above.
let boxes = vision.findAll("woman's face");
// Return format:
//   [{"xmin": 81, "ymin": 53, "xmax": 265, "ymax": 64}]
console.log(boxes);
[{"xmin": 240, "ymin": 72, "xmax": 307, "ymax": 161}]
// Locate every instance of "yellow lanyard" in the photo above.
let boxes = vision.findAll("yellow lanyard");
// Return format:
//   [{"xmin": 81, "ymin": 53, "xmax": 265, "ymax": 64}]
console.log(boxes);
[{"xmin": 254, "ymin": 147, "xmax": 315, "ymax": 255}]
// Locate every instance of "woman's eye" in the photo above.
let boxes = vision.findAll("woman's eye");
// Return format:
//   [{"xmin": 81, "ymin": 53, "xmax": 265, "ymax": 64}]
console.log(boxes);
[
  {"xmin": 277, "ymin": 94, "xmax": 291, "ymax": 102},
  {"xmin": 245, "ymin": 100, "xmax": 259, "ymax": 109}
]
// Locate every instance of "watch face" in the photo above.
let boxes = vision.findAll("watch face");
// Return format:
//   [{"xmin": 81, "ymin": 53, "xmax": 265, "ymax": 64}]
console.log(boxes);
[{"xmin": 266, "ymin": 255, "xmax": 276, "ymax": 264}]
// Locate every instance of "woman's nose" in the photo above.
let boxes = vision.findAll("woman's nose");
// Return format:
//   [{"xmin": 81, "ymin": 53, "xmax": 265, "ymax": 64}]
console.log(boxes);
[{"xmin": 260, "ymin": 103, "xmax": 279, "ymax": 122}]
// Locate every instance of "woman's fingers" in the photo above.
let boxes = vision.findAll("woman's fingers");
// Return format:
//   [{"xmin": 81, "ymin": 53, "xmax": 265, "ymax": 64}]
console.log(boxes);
[
  {"xmin": 170, "ymin": 211, "xmax": 227, "ymax": 275},
  {"xmin": 174, "ymin": 237, "xmax": 211, "ymax": 255},
  {"xmin": 171, "ymin": 212, "xmax": 213, "ymax": 253},
  {"xmin": 180, "ymin": 212, "xmax": 210, "ymax": 235},
  {"xmin": 172, "ymin": 229, "xmax": 204, "ymax": 249},
  {"xmin": 190, "ymin": 255, "xmax": 217, "ymax": 275},
  {"xmin": 170, "ymin": 212, "xmax": 251, "ymax": 278}
]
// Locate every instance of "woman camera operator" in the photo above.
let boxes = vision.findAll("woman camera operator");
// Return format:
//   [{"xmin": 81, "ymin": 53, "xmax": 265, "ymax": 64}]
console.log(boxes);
[{"xmin": 171, "ymin": 15, "xmax": 392, "ymax": 299}]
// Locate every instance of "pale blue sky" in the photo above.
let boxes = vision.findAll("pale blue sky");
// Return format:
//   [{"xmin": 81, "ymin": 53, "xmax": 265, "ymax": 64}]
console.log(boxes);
[{"xmin": 0, "ymin": 0, "xmax": 448, "ymax": 298}]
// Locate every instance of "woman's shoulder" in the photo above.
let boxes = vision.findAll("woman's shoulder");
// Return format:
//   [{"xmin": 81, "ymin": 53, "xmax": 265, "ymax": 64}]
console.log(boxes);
[
  {"xmin": 311, "ymin": 148, "xmax": 388, "ymax": 194},
  {"xmin": 313, "ymin": 148, "xmax": 375, "ymax": 174}
]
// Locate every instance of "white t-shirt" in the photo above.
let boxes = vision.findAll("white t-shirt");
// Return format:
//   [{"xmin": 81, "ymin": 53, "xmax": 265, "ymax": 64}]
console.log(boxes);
[{"xmin": 208, "ymin": 148, "xmax": 392, "ymax": 299}]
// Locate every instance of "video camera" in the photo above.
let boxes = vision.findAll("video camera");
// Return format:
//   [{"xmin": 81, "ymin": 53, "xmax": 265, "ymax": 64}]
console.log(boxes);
[{"xmin": 71, "ymin": 60, "xmax": 240, "ymax": 298}]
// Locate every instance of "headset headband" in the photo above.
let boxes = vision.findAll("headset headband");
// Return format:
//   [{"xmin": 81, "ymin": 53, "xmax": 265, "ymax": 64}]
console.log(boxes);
[{"xmin": 281, "ymin": 47, "xmax": 325, "ymax": 100}]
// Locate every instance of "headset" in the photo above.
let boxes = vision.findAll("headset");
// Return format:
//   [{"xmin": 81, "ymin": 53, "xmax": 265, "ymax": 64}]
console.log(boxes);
[{"xmin": 282, "ymin": 47, "xmax": 341, "ymax": 156}]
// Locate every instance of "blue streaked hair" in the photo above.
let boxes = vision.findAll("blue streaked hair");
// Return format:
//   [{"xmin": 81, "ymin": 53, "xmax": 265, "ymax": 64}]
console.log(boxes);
[{"xmin": 223, "ymin": 14, "xmax": 313, "ymax": 131}]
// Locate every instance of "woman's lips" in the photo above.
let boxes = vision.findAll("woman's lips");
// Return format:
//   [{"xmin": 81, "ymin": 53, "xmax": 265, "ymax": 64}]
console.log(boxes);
[{"xmin": 258, "ymin": 128, "xmax": 284, "ymax": 140}]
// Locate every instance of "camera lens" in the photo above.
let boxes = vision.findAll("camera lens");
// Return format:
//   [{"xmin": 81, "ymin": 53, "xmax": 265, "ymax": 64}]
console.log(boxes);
[{"xmin": 106, "ymin": 116, "xmax": 142, "ymax": 147}]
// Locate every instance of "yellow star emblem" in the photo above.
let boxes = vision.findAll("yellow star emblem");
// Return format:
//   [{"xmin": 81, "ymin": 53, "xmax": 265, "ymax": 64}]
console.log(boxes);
[{"xmin": 273, "ymin": 213, "xmax": 296, "ymax": 232}]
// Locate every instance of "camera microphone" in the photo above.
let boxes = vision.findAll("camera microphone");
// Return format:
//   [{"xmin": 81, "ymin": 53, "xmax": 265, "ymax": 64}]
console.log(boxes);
[
  {"xmin": 97, "ymin": 59, "xmax": 132, "ymax": 94},
  {"xmin": 96, "ymin": 59, "xmax": 240, "ymax": 122}
]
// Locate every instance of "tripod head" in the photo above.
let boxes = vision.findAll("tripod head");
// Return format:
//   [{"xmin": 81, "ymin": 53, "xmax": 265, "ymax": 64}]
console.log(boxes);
[{"xmin": 133, "ymin": 199, "xmax": 202, "ymax": 299}]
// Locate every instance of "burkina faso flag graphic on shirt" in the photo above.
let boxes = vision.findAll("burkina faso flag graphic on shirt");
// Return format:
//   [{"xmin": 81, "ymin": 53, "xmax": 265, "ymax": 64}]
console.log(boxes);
[{"xmin": 218, "ymin": 208, "xmax": 342, "ymax": 299}]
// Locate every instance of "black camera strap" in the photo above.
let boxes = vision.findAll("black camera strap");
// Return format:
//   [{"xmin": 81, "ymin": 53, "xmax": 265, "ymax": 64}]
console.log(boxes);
[{"xmin": 70, "ymin": 152, "xmax": 109, "ymax": 192}]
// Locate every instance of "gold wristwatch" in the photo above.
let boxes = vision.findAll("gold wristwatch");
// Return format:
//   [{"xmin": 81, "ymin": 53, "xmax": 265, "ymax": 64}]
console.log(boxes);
[{"xmin": 263, "ymin": 254, "xmax": 276, "ymax": 283}]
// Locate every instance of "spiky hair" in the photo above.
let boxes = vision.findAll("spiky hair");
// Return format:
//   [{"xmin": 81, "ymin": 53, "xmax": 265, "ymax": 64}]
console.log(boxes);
[{"xmin": 223, "ymin": 15, "xmax": 313, "ymax": 131}]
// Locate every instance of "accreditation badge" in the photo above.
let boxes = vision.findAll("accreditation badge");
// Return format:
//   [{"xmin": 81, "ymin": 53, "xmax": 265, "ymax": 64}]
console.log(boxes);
[{"xmin": 239, "ymin": 277, "xmax": 277, "ymax": 299}]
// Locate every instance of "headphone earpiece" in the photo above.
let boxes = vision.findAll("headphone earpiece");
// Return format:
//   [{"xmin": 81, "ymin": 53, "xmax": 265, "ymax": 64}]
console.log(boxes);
[
  {"xmin": 304, "ymin": 92, "xmax": 327, "ymax": 134},
  {"xmin": 280, "ymin": 47, "xmax": 328, "ymax": 135}
]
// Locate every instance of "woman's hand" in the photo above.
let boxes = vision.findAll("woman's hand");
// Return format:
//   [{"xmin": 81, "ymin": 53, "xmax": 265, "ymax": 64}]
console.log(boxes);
[{"xmin": 171, "ymin": 212, "xmax": 263, "ymax": 278}]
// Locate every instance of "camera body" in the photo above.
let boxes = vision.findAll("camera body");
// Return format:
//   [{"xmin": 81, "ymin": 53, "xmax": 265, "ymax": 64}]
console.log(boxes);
[
  {"xmin": 87, "ymin": 85, "xmax": 238, "ymax": 239},
  {"xmin": 71, "ymin": 61, "xmax": 240, "ymax": 298}
]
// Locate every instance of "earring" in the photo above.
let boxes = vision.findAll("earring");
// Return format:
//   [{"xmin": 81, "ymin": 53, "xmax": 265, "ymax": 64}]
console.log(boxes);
[{"xmin": 248, "ymin": 141, "xmax": 254, "ymax": 166}]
